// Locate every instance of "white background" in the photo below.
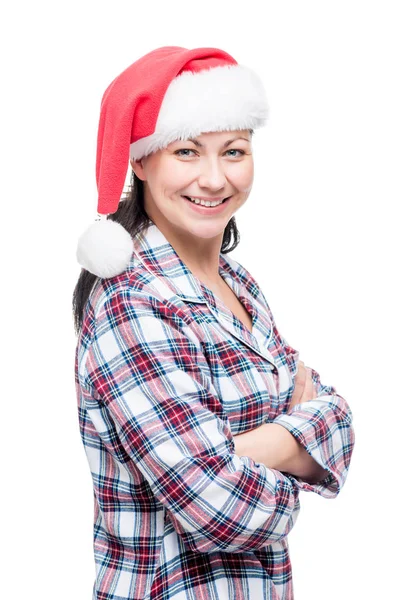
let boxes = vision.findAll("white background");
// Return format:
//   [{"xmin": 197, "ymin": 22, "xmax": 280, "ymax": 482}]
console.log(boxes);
[{"xmin": 2, "ymin": 1, "xmax": 398, "ymax": 598}]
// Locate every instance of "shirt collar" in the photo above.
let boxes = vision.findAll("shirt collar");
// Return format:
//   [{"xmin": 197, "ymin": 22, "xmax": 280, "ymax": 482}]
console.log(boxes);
[
  {"xmin": 130, "ymin": 219, "xmax": 276, "ymax": 368},
  {"xmin": 131, "ymin": 219, "xmax": 241, "ymax": 303}
]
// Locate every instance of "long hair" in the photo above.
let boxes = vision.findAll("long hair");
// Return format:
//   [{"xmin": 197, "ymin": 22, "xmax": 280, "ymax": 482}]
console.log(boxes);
[{"xmin": 72, "ymin": 169, "xmax": 241, "ymax": 336}]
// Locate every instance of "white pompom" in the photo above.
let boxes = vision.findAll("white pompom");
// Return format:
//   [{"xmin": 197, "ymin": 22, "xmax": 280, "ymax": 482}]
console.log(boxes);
[{"xmin": 76, "ymin": 219, "xmax": 134, "ymax": 278}]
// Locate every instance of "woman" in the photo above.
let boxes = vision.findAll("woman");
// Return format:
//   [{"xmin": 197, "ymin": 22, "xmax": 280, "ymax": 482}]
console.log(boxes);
[{"xmin": 73, "ymin": 46, "xmax": 355, "ymax": 600}]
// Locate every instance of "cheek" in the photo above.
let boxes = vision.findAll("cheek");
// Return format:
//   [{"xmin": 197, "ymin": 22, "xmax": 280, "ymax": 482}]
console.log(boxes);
[
  {"xmin": 162, "ymin": 162, "xmax": 194, "ymax": 191},
  {"xmin": 232, "ymin": 162, "xmax": 254, "ymax": 193}
]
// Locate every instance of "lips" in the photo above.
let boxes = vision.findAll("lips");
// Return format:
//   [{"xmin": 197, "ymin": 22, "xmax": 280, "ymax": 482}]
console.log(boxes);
[
  {"xmin": 183, "ymin": 196, "xmax": 230, "ymax": 205},
  {"xmin": 182, "ymin": 195, "xmax": 233, "ymax": 215}
]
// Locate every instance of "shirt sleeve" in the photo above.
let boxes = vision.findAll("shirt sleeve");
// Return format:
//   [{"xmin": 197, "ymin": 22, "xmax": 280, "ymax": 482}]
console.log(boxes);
[
  {"xmin": 82, "ymin": 286, "xmax": 303, "ymax": 554},
  {"xmin": 265, "ymin": 304, "xmax": 356, "ymax": 499}
]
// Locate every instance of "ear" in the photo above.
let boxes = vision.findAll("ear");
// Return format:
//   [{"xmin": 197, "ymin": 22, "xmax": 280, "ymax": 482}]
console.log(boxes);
[{"xmin": 130, "ymin": 158, "xmax": 146, "ymax": 181}]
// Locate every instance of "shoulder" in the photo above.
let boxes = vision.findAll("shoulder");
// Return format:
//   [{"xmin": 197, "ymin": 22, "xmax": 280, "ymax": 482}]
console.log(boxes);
[{"xmin": 83, "ymin": 264, "xmax": 191, "ymax": 339}]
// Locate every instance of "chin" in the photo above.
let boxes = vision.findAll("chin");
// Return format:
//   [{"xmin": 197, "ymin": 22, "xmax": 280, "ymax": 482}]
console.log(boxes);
[{"xmin": 186, "ymin": 220, "xmax": 230, "ymax": 239}]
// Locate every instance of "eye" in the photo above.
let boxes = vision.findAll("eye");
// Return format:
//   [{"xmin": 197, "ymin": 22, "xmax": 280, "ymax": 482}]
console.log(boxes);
[
  {"xmin": 225, "ymin": 149, "xmax": 245, "ymax": 157},
  {"xmin": 174, "ymin": 149, "xmax": 196, "ymax": 157},
  {"xmin": 174, "ymin": 148, "xmax": 246, "ymax": 158}
]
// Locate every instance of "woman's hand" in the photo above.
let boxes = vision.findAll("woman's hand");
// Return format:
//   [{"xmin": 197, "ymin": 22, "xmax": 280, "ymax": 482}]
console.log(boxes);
[
  {"xmin": 232, "ymin": 360, "xmax": 327, "ymax": 480},
  {"xmin": 233, "ymin": 423, "xmax": 286, "ymax": 468},
  {"xmin": 287, "ymin": 360, "xmax": 317, "ymax": 412}
]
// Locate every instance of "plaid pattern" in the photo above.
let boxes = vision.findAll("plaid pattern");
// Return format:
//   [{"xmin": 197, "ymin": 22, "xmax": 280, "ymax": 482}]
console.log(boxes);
[{"xmin": 75, "ymin": 220, "xmax": 355, "ymax": 600}]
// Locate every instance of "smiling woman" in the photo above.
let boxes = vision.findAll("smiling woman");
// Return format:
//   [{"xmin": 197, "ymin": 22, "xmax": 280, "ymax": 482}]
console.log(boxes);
[
  {"xmin": 73, "ymin": 45, "xmax": 355, "ymax": 600},
  {"xmin": 126, "ymin": 128, "xmax": 255, "ymax": 260}
]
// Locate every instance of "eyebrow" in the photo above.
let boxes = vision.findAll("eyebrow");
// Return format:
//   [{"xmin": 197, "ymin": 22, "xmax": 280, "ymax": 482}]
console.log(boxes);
[{"xmin": 185, "ymin": 136, "xmax": 251, "ymax": 148}]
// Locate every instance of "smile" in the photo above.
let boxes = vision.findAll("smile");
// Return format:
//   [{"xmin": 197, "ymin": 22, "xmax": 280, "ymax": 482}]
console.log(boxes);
[{"xmin": 182, "ymin": 196, "xmax": 231, "ymax": 208}]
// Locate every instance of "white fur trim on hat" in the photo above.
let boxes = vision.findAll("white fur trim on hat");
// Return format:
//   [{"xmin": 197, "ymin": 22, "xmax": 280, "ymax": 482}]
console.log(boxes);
[
  {"xmin": 76, "ymin": 219, "xmax": 133, "ymax": 278},
  {"xmin": 130, "ymin": 64, "xmax": 269, "ymax": 161}
]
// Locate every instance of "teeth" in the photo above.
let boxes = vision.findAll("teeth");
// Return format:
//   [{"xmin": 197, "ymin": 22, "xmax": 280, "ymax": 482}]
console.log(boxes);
[{"xmin": 186, "ymin": 197, "xmax": 224, "ymax": 207}]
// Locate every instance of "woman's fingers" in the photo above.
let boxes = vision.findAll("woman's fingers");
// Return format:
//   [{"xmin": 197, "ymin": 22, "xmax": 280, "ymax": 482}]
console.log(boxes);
[
  {"xmin": 300, "ymin": 367, "xmax": 315, "ymax": 402},
  {"xmin": 292, "ymin": 362, "xmax": 305, "ymax": 401},
  {"xmin": 306, "ymin": 367, "xmax": 318, "ymax": 399},
  {"xmin": 288, "ymin": 361, "xmax": 318, "ymax": 413},
  {"xmin": 288, "ymin": 360, "xmax": 306, "ymax": 410},
  {"xmin": 311, "ymin": 369, "xmax": 318, "ymax": 398}
]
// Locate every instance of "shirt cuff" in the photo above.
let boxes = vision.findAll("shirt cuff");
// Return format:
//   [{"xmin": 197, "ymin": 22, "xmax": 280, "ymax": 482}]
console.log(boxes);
[{"xmin": 272, "ymin": 406, "xmax": 344, "ymax": 499}]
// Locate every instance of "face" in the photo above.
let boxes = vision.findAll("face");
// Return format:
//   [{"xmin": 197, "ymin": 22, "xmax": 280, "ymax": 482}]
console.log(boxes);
[{"xmin": 130, "ymin": 129, "xmax": 254, "ymax": 243}]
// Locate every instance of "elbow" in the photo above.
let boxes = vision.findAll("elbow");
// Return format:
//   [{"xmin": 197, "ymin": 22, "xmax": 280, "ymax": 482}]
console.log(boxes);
[
  {"xmin": 170, "ymin": 516, "xmax": 300, "ymax": 554},
  {"xmin": 330, "ymin": 392, "xmax": 355, "ymax": 429},
  {"xmin": 166, "ymin": 477, "xmax": 301, "ymax": 554}
]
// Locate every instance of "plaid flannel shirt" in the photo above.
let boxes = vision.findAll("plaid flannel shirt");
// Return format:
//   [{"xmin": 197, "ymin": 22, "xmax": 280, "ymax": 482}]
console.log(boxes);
[{"xmin": 75, "ymin": 220, "xmax": 355, "ymax": 600}]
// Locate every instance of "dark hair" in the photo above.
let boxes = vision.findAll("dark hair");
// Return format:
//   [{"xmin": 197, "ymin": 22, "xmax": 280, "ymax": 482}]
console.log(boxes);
[{"xmin": 72, "ymin": 169, "xmax": 243, "ymax": 336}]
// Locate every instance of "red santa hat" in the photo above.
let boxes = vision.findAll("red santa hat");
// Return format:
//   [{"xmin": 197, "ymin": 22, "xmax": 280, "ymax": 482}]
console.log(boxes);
[{"xmin": 76, "ymin": 45, "xmax": 269, "ymax": 278}]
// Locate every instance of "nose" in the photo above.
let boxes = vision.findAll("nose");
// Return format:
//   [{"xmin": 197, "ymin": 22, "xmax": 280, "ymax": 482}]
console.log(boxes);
[{"xmin": 197, "ymin": 156, "xmax": 227, "ymax": 192}]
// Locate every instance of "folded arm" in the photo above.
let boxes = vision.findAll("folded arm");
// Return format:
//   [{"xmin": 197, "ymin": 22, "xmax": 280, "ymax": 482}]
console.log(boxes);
[
  {"xmin": 255, "ymin": 292, "xmax": 355, "ymax": 499},
  {"xmin": 82, "ymin": 286, "xmax": 306, "ymax": 554},
  {"xmin": 234, "ymin": 422, "xmax": 330, "ymax": 483}
]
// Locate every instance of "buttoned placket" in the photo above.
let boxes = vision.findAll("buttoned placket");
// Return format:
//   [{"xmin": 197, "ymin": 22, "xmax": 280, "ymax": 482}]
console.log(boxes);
[{"xmin": 197, "ymin": 257, "xmax": 278, "ymax": 371}]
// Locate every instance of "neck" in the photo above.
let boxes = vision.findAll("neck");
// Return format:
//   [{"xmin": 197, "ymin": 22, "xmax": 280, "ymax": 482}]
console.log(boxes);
[{"xmin": 149, "ymin": 218, "xmax": 224, "ymax": 284}]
